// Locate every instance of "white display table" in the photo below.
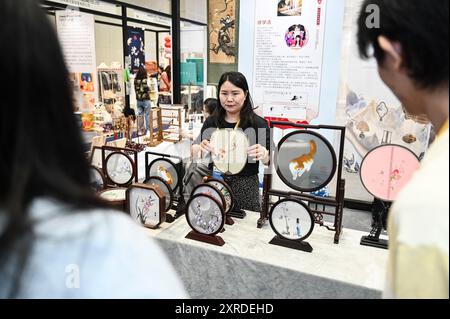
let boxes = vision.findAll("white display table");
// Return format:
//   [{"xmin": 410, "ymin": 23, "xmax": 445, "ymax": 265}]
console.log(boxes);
[{"xmin": 145, "ymin": 211, "xmax": 388, "ymax": 299}]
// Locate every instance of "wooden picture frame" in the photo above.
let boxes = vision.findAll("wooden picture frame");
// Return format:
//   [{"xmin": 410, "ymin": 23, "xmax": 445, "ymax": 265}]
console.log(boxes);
[
  {"xmin": 89, "ymin": 165, "xmax": 106, "ymax": 192},
  {"xmin": 143, "ymin": 176, "xmax": 174, "ymax": 213},
  {"xmin": 126, "ymin": 183, "xmax": 167, "ymax": 229},
  {"xmin": 98, "ymin": 187, "xmax": 127, "ymax": 211},
  {"xmin": 102, "ymin": 146, "xmax": 138, "ymax": 188},
  {"xmin": 90, "ymin": 146, "xmax": 103, "ymax": 168},
  {"xmin": 185, "ymin": 193, "xmax": 225, "ymax": 246}
]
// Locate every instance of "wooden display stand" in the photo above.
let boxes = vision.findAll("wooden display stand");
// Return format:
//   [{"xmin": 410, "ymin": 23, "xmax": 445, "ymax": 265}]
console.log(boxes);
[
  {"xmin": 144, "ymin": 151, "xmax": 185, "ymax": 218},
  {"xmin": 146, "ymin": 107, "xmax": 163, "ymax": 147},
  {"xmin": 160, "ymin": 105, "xmax": 183, "ymax": 143},
  {"xmin": 260, "ymin": 122, "xmax": 347, "ymax": 244},
  {"xmin": 269, "ymin": 236, "xmax": 313, "ymax": 253},
  {"xmin": 185, "ymin": 231, "xmax": 225, "ymax": 247}
]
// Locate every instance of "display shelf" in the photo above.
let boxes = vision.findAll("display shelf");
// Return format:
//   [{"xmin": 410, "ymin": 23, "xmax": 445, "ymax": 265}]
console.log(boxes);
[
  {"xmin": 146, "ymin": 107, "xmax": 163, "ymax": 147},
  {"xmin": 160, "ymin": 105, "xmax": 184, "ymax": 143}
]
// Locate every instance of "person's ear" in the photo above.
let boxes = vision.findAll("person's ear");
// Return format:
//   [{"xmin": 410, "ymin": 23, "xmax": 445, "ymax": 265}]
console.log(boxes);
[{"xmin": 377, "ymin": 36, "xmax": 404, "ymax": 71}]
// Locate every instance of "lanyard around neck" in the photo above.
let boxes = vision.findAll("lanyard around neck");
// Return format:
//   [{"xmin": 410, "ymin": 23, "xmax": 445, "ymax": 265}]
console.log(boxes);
[{"xmin": 234, "ymin": 120, "xmax": 240, "ymax": 130}]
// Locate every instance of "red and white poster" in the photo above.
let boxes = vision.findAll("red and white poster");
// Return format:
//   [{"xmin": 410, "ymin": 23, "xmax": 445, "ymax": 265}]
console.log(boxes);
[{"xmin": 253, "ymin": 0, "xmax": 327, "ymax": 124}]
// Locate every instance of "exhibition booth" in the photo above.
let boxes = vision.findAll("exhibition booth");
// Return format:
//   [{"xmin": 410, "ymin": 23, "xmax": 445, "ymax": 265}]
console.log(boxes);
[{"xmin": 44, "ymin": 0, "xmax": 435, "ymax": 299}]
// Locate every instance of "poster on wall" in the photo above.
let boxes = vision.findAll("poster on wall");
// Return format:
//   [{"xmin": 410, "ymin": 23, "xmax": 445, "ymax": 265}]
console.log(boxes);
[
  {"xmin": 56, "ymin": 10, "xmax": 97, "ymax": 112},
  {"xmin": 126, "ymin": 27, "xmax": 145, "ymax": 74},
  {"xmin": 252, "ymin": 0, "xmax": 327, "ymax": 123},
  {"xmin": 335, "ymin": 0, "xmax": 431, "ymax": 202},
  {"xmin": 208, "ymin": 0, "xmax": 238, "ymax": 64}
]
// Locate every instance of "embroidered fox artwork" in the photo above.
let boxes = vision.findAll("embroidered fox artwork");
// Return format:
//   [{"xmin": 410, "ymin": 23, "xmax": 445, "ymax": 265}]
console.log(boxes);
[
  {"xmin": 289, "ymin": 140, "xmax": 317, "ymax": 181},
  {"xmin": 157, "ymin": 165, "xmax": 173, "ymax": 186}
]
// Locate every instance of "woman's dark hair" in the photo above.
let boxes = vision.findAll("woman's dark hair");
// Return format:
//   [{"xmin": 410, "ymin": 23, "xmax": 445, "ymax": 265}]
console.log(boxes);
[
  {"xmin": 357, "ymin": 0, "xmax": 449, "ymax": 89},
  {"xmin": 164, "ymin": 66, "xmax": 172, "ymax": 81},
  {"xmin": 0, "ymin": 0, "xmax": 107, "ymax": 297},
  {"xmin": 216, "ymin": 72, "xmax": 256, "ymax": 128},
  {"xmin": 135, "ymin": 66, "xmax": 148, "ymax": 80},
  {"xmin": 203, "ymin": 98, "xmax": 218, "ymax": 115}
]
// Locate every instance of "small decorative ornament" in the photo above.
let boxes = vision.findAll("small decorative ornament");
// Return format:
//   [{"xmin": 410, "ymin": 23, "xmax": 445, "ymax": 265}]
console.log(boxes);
[
  {"xmin": 376, "ymin": 102, "xmax": 388, "ymax": 122},
  {"xmin": 356, "ymin": 121, "xmax": 370, "ymax": 139},
  {"xmin": 402, "ymin": 133, "xmax": 417, "ymax": 144}
]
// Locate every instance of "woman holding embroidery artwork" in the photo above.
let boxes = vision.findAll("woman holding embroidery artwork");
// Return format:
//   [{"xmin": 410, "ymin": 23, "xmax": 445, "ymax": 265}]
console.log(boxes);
[{"xmin": 194, "ymin": 72, "xmax": 272, "ymax": 212}]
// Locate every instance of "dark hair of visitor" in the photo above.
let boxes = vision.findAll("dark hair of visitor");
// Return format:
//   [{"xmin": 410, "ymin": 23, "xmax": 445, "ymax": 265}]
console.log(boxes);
[
  {"xmin": 357, "ymin": 0, "xmax": 449, "ymax": 89},
  {"xmin": 0, "ymin": 0, "xmax": 108, "ymax": 298},
  {"xmin": 203, "ymin": 98, "xmax": 218, "ymax": 116},
  {"xmin": 164, "ymin": 65, "xmax": 172, "ymax": 81},
  {"xmin": 216, "ymin": 72, "xmax": 256, "ymax": 128},
  {"xmin": 135, "ymin": 65, "xmax": 148, "ymax": 80}
]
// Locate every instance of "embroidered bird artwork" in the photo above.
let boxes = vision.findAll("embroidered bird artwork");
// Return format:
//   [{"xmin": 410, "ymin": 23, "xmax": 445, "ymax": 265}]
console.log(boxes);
[
  {"xmin": 157, "ymin": 165, "xmax": 174, "ymax": 186},
  {"xmin": 288, "ymin": 140, "xmax": 317, "ymax": 181}
]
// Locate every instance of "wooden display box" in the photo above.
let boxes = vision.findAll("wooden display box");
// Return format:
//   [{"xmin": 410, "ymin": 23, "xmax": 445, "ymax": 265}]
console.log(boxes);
[{"xmin": 160, "ymin": 105, "xmax": 184, "ymax": 143}]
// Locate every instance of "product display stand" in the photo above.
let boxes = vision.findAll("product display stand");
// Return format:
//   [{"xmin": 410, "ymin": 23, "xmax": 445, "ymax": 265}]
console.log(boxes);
[
  {"xmin": 160, "ymin": 105, "xmax": 183, "ymax": 143},
  {"xmin": 144, "ymin": 151, "xmax": 185, "ymax": 219},
  {"xmin": 269, "ymin": 236, "xmax": 313, "ymax": 253},
  {"xmin": 225, "ymin": 216, "xmax": 235, "ymax": 225},
  {"xmin": 360, "ymin": 200, "xmax": 390, "ymax": 249},
  {"xmin": 185, "ymin": 231, "xmax": 225, "ymax": 247},
  {"xmin": 229, "ymin": 209, "xmax": 246, "ymax": 219},
  {"xmin": 358, "ymin": 144, "xmax": 419, "ymax": 249},
  {"xmin": 146, "ymin": 107, "xmax": 163, "ymax": 147},
  {"xmin": 260, "ymin": 122, "xmax": 346, "ymax": 244}
]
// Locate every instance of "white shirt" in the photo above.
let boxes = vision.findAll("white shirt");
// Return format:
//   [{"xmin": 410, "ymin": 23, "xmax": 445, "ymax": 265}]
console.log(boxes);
[{"xmin": 0, "ymin": 197, "xmax": 188, "ymax": 299}]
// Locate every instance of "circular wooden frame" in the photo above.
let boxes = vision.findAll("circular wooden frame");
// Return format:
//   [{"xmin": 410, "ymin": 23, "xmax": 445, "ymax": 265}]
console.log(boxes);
[
  {"xmin": 269, "ymin": 198, "xmax": 315, "ymax": 242},
  {"xmin": 360, "ymin": 144, "xmax": 420, "ymax": 202},
  {"xmin": 204, "ymin": 177, "xmax": 235, "ymax": 214},
  {"xmin": 98, "ymin": 187, "xmax": 127, "ymax": 211},
  {"xmin": 186, "ymin": 193, "xmax": 225, "ymax": 236},
  {"xmin": 275, "ymin": 130, "xmax": 337, "ymax": 192},
  {"xmin": 192, "ymin": 183, "xmax": 226, "ymax": 211},
  {"xmin": 105, "ymin": 151, "xmax": 135, "ymax": 187},
  {"xmin": 148, "ymin": 157, "xmax": 180, "ymax": 192},
  {"xmin": 144, "ymin": 176, "xmax": 174, "ymax": 212},
  {"xmin": 89, "ymin": 165, "xmax": 106, "ymax": 192}
]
